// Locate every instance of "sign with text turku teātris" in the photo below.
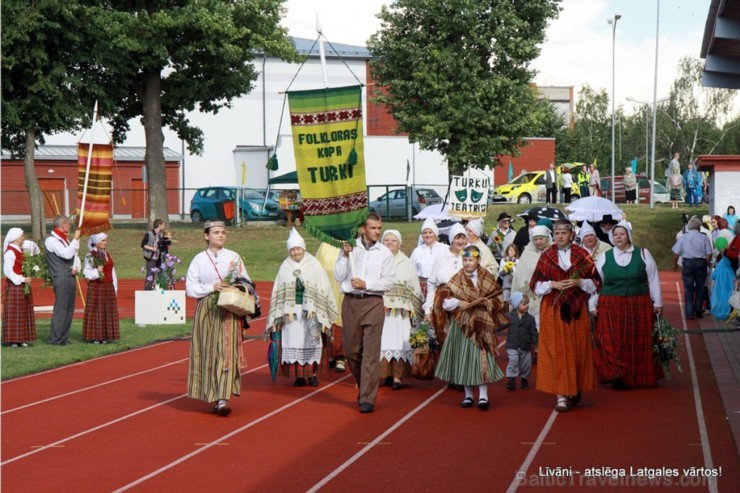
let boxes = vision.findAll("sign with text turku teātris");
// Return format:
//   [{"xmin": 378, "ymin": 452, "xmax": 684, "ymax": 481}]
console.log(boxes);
[
  {"xmin": 448, "ymin": 174, "xmax": 490, "ymax": 219},
  {"xmin": 288, "ymin": 85, "xmax": 368, "ymax": 245}
]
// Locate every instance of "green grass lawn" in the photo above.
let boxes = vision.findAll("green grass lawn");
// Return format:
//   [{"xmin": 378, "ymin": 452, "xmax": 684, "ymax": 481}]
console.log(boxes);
[
  {"xmin": 0, "ymin": 319, "xmax": 192, "ymax": 379},
  {"xmin": 0, "ymin": 202, "xmax": 706, "ymax": 378}
]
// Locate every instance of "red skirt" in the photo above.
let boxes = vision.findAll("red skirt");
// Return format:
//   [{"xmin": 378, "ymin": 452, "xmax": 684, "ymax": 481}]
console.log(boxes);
[
  {"xmin": 2, "ymin": 281, "xmax": 36, "ymax": 344},
  {"xmin": 593, "ymin": 293, "xmax": 663, "ymax": 388},
  {"xmin": 82, "ymin": 281, "xmax": 120, "ymax": 341}
]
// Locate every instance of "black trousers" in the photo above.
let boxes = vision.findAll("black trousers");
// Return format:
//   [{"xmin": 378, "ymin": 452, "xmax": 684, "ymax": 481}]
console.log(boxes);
[{"xmin": 546, "ymin": 187, "xmax": 557, "ymax": 204}]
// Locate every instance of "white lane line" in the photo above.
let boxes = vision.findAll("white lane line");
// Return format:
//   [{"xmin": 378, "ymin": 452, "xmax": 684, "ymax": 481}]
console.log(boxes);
[
  {"xmin": 307, "ymin": 385, "xmax": 447, "ymax": 493},
  {"xmin": 3, "ymin": 340, "xmax": 257, "ymax": 411},
  {"xmin": 1, "ymin": 359, "xmax": 188, "ymax": 415},
  {"xmin": 1, "ymin": 364, "xmax": 269, "ymax": 466},
  {"xmin": 113, "ymin": 374, "xmax": 354, "ymax": 492},
  {"xmin": 1, "ymin": 340, "xmax": 181, "ymax": 384},
  {"xmin": 506, "ymin": 410, "xmax": 558, "ymax": 493},
  {"xmin": 675, "ymin": 282, "xmax": 718, "ymax": 493}
]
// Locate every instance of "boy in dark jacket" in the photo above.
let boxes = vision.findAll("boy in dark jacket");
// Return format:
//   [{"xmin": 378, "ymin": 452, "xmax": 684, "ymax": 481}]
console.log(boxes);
[{"xmin": 505, "ymin": 292, "xmax": 538, "ymax": 390}]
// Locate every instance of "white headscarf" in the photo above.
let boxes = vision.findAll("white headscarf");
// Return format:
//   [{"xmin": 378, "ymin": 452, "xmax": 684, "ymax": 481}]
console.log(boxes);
[
  {"xmin": 578, "ymin": 222, "xmax": 596, "ymax": 241},
  {"xmin": 286, "ymin": 227, "xmax": 306, "ymax": 252},
  {"xmin": 88, "ymin": 233, "xmax": 108, "ymax": 251},
  {"xmin": 608, "ymin": 221, "xmax": 633, "ymax": 246},
  {"xmin": 449, "ymin": 223, "xmax": 467, "ymax": 241},
  {"xmin": 421, "ymin": 217, "xmax": 439, "ymax": 236},
  {"xmin": 3, "ymin": 228, "xmax": 23, "ymax": 251},
  {"xmin": 465, "ymin": 218, "xmax": 483, "ymax": 238},
  {"xmin": 382, "ymin": 229, "xmax": 402, "ymax": 245},
  {"xmin": 530, "ymin": 225, "xmax": 551, "ymax": 239}
]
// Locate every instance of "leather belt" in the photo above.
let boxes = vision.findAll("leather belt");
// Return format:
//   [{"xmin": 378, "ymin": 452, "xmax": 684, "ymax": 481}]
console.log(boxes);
[{"xmin": 345, "ymin": 292, "xmax": 382, "ymax": 299}]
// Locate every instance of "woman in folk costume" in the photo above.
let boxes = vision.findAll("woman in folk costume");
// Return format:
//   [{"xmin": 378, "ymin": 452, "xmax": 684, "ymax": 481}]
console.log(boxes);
[
  {"xmin": 577, "ymin": 222, "xmax": 612, "ymax": 261},
  {"xmin": 410, "ymin": 218, "xmax": 449, "ymax": 299},
  {"xmin": 465, "ymin": 218, "xmax": 499, "ymax": 274},
  {"xmin": 530, "ymin": 220, "xmax": 601, "ymax": 412},
  {"xmin": 379, "ymin": 230, "xmax": 424, "ymax": 390},
  {"xmin": 186, "ymin": 220, "xmax": 251, "ymax": 417},
  {"xmin": 267, "ymin": 229, "xmax": 338, "ymax": 387},
  {"xmin": 315, "ymin": 242, "xmax": 347, "ymax": 373},
  {"xmin": 592, "ymin": 221, "xmax": 664, "ymax": 389},
  {"xmin": 435, "ymin": 245, "xmax": 508, "ymax": 410},
  {"xmin": 82, "ymin": 233, "xmax": 120, "ymax": 344},
  {"xmin": 510, "ymin": 225, "xmax": 552, "ymax": 328},
  {"xmin": 423, "ymin": 223, "xmax": 468, "ymax": 344},
  {"xmin": 2, "ymin": 228, "xmax": 36, "ymax": 347}
]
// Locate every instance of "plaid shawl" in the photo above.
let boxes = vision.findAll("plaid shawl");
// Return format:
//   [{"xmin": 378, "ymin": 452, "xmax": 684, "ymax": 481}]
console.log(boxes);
[
  {"xmin": 529, "ymin": 243, "xmax": 601, "ymax": 323},
  {"xmin": 447, "ymin": 267, "xmax": 508, "ymax": 355}
]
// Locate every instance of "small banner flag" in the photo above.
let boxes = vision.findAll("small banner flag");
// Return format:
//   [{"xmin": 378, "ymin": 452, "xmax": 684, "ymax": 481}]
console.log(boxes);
[
  {"xmin": 288, "ymin": 85, "xmax": 368, "ymax": 245},
  {"xmin": 448, "ymin": 172, "xmax": 489, "ymax": 219},
  {"xmin": 77, "ymin": 143, "xmax": 113, "ymax": 234},
  {"xmin": 508, "ymin": 161, "xmax": 514, "ymax": 183},
  {"xmin": 631, "ymin": 158, "xmax": 638, "ymax": 174},
  {"xmin": 406, "ymin": 159, "xmax": 411, "ymax": 182}
]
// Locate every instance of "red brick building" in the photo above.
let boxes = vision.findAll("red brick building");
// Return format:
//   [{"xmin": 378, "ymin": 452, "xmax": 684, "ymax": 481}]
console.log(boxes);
[{"xmin": 1, "ymin": 145, "xmax": 182, "ymax": 219}]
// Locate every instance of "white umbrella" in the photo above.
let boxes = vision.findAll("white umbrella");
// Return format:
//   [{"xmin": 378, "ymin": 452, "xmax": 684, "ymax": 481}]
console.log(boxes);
[
  {"xmin": 565, "ymin": 196, "xmax": 623, "ymax": 222},
  {"xmin": 413, "ymin": 203, "xmax": 461, "ymax": 221}
]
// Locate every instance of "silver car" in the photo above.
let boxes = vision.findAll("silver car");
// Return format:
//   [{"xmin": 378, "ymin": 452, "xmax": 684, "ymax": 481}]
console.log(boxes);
[{"xmin": 369, "ymin": 188, "xmax": 443, "ymax": 217}]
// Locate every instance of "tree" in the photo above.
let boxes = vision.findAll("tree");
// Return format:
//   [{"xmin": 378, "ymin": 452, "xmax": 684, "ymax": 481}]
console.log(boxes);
[
  {"xmin": 555, "ymin": 85, "xmax": 610, "ymax": 169},
  {"xmin": 84, "ymin": 0, "xmax": 297, "ymax": 225},
  {"xmin": 1, "ymin": 0, "xmax": 101, "ymax": 239},
  {"xmin": 662, "ymin": 56, "xmax": 736, "ymax": 163},
  {"xmin": 367, "ymin": 0, "xmax": 561, "ymax": 174}
]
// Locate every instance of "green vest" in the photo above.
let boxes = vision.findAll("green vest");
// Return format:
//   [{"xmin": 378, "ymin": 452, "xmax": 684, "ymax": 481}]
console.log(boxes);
[
  {"xmin": 601, "ymin": 247, "xmax": 649, "ymax": 296},
  {"xmin": 577, "ymin": 172, "xmax": 590, "ymax": 186}
]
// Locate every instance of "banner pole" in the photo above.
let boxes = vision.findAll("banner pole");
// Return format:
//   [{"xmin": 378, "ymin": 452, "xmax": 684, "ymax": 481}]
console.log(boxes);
[
  {"xmin": 78, "ymin": 100, "xmax": 99, "ymax": 228},
  {"xmin": 316, "ymin": 15, "xmax": 329, "ymax": 88}
]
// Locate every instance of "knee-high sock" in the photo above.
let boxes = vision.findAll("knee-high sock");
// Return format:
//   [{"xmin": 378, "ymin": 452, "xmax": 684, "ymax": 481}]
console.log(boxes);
[
  {"xmin": 464, "ymin": 385, "xmax": 474, "ymax": 400},
  {"xmin": 478, "ymin": 384, "xmax": 488, "ymax": 401}
]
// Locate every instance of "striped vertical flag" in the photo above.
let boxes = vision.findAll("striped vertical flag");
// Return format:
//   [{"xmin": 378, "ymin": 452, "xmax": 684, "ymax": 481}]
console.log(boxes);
[{"xmin": 77, "ymin": 143, "xmax": 113, "ymax": 234}]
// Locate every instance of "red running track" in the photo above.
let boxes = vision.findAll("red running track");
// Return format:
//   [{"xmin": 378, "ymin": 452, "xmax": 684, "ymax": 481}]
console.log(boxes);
[{"xmin": 1, "ymin": 272, "xmax": 738, "ymax": 492}]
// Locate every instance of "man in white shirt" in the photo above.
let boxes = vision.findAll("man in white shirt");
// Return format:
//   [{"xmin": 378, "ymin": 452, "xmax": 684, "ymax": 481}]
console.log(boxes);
[
  {"xmin": 544, "ymin": 163, "xmax": 557, "ymax": 204},
  {"xmin": 335, "ymin": 213, "xmax": 396, "ymax": 413},
  {"xmin": 44, "ymin": 215, "xmax": 82, "ymax": 345}
]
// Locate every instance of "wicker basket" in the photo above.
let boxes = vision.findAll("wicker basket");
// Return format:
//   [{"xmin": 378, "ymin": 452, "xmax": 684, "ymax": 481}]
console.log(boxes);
[{"xmin": 217, "ymin": 287, "xmax": 255, "ymax": 317}]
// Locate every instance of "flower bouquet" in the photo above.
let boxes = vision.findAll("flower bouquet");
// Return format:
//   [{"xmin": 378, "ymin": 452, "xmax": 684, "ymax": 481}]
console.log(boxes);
[
  {"xmin": 21, "ymin": 250, "xmax": 51, "ymax": 295},
  {"xmin": 409, "ymin": 320, "xmax": 440, "ymax": 380},
  {"xmin": 143, "ymin": 253, "xmax": 185, "ymax": 290},
  {"xmin": 652, "ymin": 315, "xmax": 683, "ymax": 379},
  {"xmin": 87, "ymin": 250, "xmax": 107, "ymax": 280},
  {"xmin": 502, "ymin": 260, "xmax": 516, "ymax": 275}
]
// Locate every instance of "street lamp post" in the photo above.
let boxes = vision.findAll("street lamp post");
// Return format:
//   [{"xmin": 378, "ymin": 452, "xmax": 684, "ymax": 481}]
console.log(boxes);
[
  {"xmin": 608, "ymin": 14, "xmax": 621, "ymax": 202},
  {"xmin": 649, "ymin": 0, "xmax": 661, "ymax": 209},
  {"xmin": 626, "ymin": 96, "xmax": 669, "ymax": 179}
]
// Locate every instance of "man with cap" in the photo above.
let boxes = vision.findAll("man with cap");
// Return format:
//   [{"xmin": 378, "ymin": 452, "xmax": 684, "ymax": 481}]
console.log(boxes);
[
  {"xmin": 44, "ymin": 215, "xmax": 82, "ymax": 346},
  {"xmin": 595, "ymin": 215, "xmax": 619, "ymax": 246},
  {"xmin": 487, "ymin": 212, "xmax": 516, "ymax": 262},
  {"xmin": 465, "ymin": 218, "xmax": 498, "ymax": 274},
  {"xmin": 3, "ymin": 228, "xmax": 37, "ymax": 347},
  {"xmin": 530, "ymin": 219, "xmax": 601, "ymax": 412},
  {"xmin": 411, "ymin": 217, "xmax": 450, "ymax": 299},
  {"xmin": 335, "ymin": 213, "xmax": 396, "ymax": 414},
  {"xmin": 513, "ymin": 211, "xmax": 539, "ymax": 255},
  {"xmin": 511, "ymin": 225, "xmax": 552, "ymax": 327}
]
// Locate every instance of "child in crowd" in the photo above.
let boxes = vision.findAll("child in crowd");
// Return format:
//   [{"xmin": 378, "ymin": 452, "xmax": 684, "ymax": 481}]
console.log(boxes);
[
  {"xmin": 504, "ymin": 292, "xmax": 538, "ymax": 391},
  {"xmin": 498, "ymin": 244, "xmax": 519, "ymax": 303}
]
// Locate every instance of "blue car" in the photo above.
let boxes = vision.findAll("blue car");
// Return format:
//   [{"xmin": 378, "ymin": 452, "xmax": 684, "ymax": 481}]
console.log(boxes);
[{"xmin": 190, "ymin": 186, "xmax": 281, "ymax": 223}]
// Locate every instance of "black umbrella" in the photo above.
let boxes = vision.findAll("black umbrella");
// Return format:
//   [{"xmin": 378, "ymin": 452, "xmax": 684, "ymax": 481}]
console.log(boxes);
[{"xmin": 517, "ymin": 206, "xmax": 568, "ymax": 221}]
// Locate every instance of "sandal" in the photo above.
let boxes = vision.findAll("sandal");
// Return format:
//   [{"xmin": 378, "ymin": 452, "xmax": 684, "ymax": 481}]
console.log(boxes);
[{"xmin": 460, "ymin": 397, "xmax": 474, "ymax": 408}]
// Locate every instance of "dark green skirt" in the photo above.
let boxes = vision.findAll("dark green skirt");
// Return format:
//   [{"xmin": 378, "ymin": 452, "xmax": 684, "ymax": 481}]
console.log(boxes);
[{"xmin": 435, "ymin": 319, "xmax": 503, "ymax": 385}]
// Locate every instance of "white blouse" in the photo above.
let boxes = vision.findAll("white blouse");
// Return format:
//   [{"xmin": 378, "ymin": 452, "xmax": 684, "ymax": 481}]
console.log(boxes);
[
  {"xmin": 595, "ymin": 245, "xmax": 662, "ymax": 307},
  {"xmin": 83, "ymin": 252, "xmax": 119, "ymax": 293},
  {"xmin": 3, "ymin": 245, "xmax": 24, "ymax": 285},
  {"xmin": 533, "ymin": 247, "xmax": 598, "ymax": 297},
  {"xmin": 410, "ymin": 241, "xmax": 448, "ymax": 278},
  {"xmin": 423, "ymin": 248, "xmax": 464, "ymax": 314},
  {"xmin": 186, "ymin": 248, "xmax": 250, "ymax": 299}
]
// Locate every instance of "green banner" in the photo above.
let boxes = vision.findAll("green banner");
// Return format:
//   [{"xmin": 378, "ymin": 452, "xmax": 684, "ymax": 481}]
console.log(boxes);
[{"xmin": 288, "ymin": 85, "xmax": 368, "ymax": 245}]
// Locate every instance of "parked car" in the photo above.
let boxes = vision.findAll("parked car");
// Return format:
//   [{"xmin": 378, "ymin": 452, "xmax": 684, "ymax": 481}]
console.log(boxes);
[
  {"xmin": 369, "ymin": 187, "xmax": 443, "ymax": 217},
  {"xmin": 491, "ymin": 171, "xmax": 580, "ymax": 204},
  {"xmin": 190, "ymin": 186, "xmax": 281, "ymax": 223},
  {"xmin": 599, "ymin": 175, "xmax": 670, "ymax": 204}
]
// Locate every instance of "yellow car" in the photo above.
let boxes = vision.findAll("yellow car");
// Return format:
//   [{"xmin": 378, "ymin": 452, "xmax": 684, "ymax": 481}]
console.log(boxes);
[{"xmin": 491, "ymin": 171, "xmax": 581, "ymax": 204}]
